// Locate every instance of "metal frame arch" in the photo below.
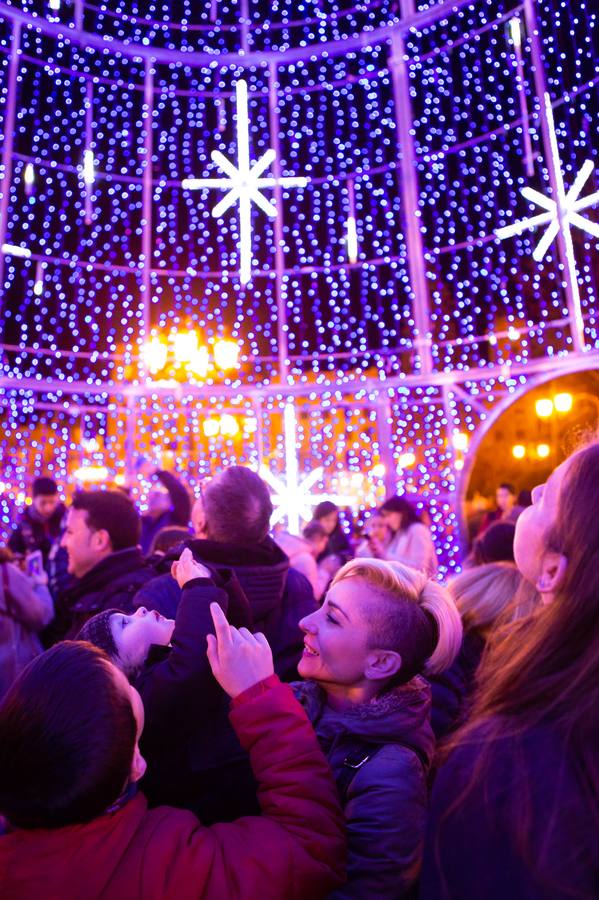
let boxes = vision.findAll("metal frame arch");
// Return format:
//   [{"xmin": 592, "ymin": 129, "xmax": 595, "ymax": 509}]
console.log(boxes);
[{"xmin": 454, "ymin": 355, "xmax": 599, "ymax": 549}]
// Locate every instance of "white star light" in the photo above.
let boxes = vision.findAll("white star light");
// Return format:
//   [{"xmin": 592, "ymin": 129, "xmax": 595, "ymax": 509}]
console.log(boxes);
[
  {"xmin": 260, "ymin": 404, "xmax": 353, "ymax": 534},
  {"xmin": 496, "ymin": 94, "xmax": 599, "ymax": 261},
  {"xmin": 182, "ymin": 79, "xmax": 309, "ymax": 284}
]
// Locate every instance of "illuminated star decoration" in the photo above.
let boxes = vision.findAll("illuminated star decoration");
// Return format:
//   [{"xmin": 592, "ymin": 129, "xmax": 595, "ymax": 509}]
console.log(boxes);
[
  {"xmin": 260, "ymin": 404, "xmax": 353, "ymax": 534},
  {"xmin": 182, "ymin": 79, "xmax": 309, "ymax": 284},
  {"xmin": 496, "ymin": 93, "xmax": 599, "ymax": 261}
]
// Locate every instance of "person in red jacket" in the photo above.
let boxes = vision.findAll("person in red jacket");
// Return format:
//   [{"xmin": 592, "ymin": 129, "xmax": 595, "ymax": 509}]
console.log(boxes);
[{"xmin": 0, "ymin": 606, "xmax": 346, "ymax": 900}]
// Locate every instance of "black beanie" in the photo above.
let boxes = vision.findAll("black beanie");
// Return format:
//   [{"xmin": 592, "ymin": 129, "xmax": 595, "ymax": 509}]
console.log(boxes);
[
  {"xmin": 32, "ymin": 476, "xmax": 58, "ymax": 498},
  {"xmin": 77, "ymin": 609, "xmax": 122, "ymax": 660}
]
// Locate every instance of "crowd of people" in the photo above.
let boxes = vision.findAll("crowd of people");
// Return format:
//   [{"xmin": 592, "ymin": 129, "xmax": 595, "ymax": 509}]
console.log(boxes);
[{"xmin": 0, "ymin": 446, "xmax": 597, "ymax": 899}]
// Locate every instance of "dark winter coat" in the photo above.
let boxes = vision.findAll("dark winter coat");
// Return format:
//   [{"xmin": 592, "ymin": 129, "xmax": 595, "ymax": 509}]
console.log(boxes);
[
  {"xmin": 48, "ymin": 547, "xmax": 154, "ymax": 642},
  {"xmin": 8, "ymin": 503, "xmax": 67, "ymax": 570},
  {"xmin": 137, "ymin": 536, "xmax": 317, "ymax": 682},
  {"xmin": 133, "ymin": 539, "xmax": 315, "ymax": 821},
  {"xmin": 140, "ymin": 471, "xmax": 191, "ymax": 555},
  {"xmin": 293, "ymin": 677, "xmax": 435, "ymax": 899},
  {"xmin": 0, "ymin": 680, "xmax": 346, "ymax": 900},
  {"xmin": 136, "ymin": 572, "xmax": 259, "ymax": 823},
  {"xmin": 420, "ymin": 720, "xmax": 599, "ymax": 900},
  {"xmin": 428, "ymin": 630, "xmax": 485, "ymax": 741}
]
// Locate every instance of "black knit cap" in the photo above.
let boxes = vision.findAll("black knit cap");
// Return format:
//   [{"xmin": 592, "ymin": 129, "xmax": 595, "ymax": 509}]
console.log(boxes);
[
  {"xmin": 77, "ymin": 609, "xmax": 122, "ymax": 661},
  {"xmin": 32, "ymin": 476, "xmax": 58, "ymax": 498}
]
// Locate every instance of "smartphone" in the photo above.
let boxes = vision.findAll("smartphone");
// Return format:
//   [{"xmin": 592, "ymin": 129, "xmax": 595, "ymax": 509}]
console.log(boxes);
[{"xmin": 25, "ymin": 550, "xmax": 44, "ymax": 579}]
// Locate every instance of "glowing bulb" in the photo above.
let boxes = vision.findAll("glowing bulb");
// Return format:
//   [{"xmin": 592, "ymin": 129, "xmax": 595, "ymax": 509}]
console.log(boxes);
[
  {"xmin": 512, "ymin": 444, "xmax": 526, "ymax": 459},
  {"xmin": 73, "ymin": 465, "xmax": 109, "ymax": 483},
  {"xmin": 213, "ymin": 339, "xmax": 240, "ymax": 370},
  {"xmin": 219, "ymin": 414, "xmax": 239, "ymax": 437},
  {"xmin": 172, "ymin": 331, "xmax": 198, "ymax": 364},
  {"xmin": 452, "ymin": 432, "xmax": 469, "ymax": 452},
  {"xmin": 243, "ymin": 417, "xmax": 258, "ymax": 433},
  {"xmin": 537, "ymin": 443, "xmax": 551, "ymax": 459},
  {"xmin": 397, "ymin": 452, "xmax": 416, "ymax": 469},
  {"xmin": 371, "ymin": 463, "xmax": 386, "ymax": 478},
  {"xmin": 83, "ymin": 149, "xmax": 95, "ymax": 186},
  {"xmin": 553, "ymin": 392, "xmax": 573, "ymax": 413},
  {"xmin": 114, "ymin": 473, "xmax": 126, "ymax": 486},
  {"xmin": 535, "ymin": 398, "xmax": 554, "ymax": 418},
  {"xmin": 454, "ymin": 458, "xmax": 464, "ymax": 471},
  {"xmin": 507, "ymin": 326, "xmax": 520, "ymax": 341},
  {"xmin": 143, "ymin": 338, "xmax": 168, "ymax": 374},
  {"xmin": 33, "ymin": 278, "xmax": 43, "ymax": 297},
  {"xmin": 202, "ymin": 418, "xmax": 220, "ymax": 438},
  {"xmin": 23, "ymin": 163, "xmax": 35, "ymax": 190},
  {"xmin": 346, "ymin": 216, "xmax": 358, "ymax": 263},
  {"xmin": 49, "ymin": 0, "xmax": 61, "ymax": 9},
  {"xmin": 509, "ymin": 16, "xmax": 522, "ymax": 49},
  {"xmin": 81, "ymin": 437, "xmax": 100, "ymax": 453},
  {"xmin": 2, "ymin": 243, "xmax": 31, "ymax": 258},
  {"xmin": 189, "ymin": 345, "xmax": 210, "ymax": 378}
]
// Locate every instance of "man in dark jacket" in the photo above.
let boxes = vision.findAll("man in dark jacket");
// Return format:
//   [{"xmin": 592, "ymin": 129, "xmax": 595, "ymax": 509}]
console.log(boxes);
[
  {"xmin": 132, "ymin": 466, "xmax": 318, "ymax": 821},
  {"xmin": 137, "ymin": 459, "xmax": 191, "ymax": 555},
  {"xmin": 8, "ymin": 476, "xmax": 66, "ymax": 574},
  {"xmin": 137, "ymin": 465, "xmax": 317, "ymax": 682},
  {"xmin": 48, "ymin": 490, "xmax": 154, "ymax": 642}
]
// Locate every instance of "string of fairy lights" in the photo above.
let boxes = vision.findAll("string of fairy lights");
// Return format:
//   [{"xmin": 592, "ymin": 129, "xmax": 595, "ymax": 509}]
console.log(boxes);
[{"xmin": 0, "ymin": 0, "xmax": 596, "ymax": 575}]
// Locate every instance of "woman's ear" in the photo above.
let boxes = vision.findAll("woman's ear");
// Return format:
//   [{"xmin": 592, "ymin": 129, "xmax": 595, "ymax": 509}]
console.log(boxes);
[
  {"xmin": 130, "ymin": 743, "xmax": 147, "ymax": 783},
  {"xmin": 364, "ymin": 649, "xmax": 402, "ymax": 682},
  {"xmin": 536, "ymin": 551, "xmax": 568, "ymax": 605}
]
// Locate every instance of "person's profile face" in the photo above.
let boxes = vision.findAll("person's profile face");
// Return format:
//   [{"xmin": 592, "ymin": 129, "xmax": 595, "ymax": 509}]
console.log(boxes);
[
  {"xmin": 496, "ymin": 487, "xmax": 515, "ymax": 511},
  {"xmin": 318, "ymin": 511, "xmax": 338, "ymax": 535},
  {"xmin": 33, "ymin": 493, "xmax": 59, "ymax": 519},
  {"xmin": 110, "ymin": 607, "xmax": 175, "ymax": 672},
  {"xmin": 381, "ymin": 509, "xmax": 402, "ymax": 533},
  {"xmin": 61, "ymin": 507, "xmax": 104, "ymax": 578},
  {"xmin": 513, "ymin": 457, "xmax": 571, "ymax": 585},
  {"xmin": 298, "ymin": 578, "xmax": 372, "ymax": 688}
]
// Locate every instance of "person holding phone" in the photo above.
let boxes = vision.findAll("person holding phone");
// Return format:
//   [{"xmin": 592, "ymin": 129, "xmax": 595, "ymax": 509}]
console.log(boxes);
[{"xmin": 0, "ymin": 546, "xmax": 53, "ymax": 700}]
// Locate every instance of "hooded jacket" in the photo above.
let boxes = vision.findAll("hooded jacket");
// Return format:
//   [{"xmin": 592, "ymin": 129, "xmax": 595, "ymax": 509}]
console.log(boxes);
[
  {"xmin": 0, "ymin": 680, "xmax": 346, "ymax": 900},
  {"xmin": 293, "ymin": 677, "xmax": 435, "ymax": 900},
  {"xmin": 0, "ymin": 563, "xmax": 54, "ymax": 699},
  {"xmin": 130, "ymin": 538, "xmax": 317, "ymax": 820},
  {"xmin": 138, "ymin": 536, "xmax": 317, "ymax": 682}
]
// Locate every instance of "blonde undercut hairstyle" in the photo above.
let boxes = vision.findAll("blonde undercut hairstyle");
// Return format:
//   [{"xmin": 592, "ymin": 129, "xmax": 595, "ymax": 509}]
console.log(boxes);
[{"xmin": 332, "ymin": 558, "xmax": 462, "ymax": 680}]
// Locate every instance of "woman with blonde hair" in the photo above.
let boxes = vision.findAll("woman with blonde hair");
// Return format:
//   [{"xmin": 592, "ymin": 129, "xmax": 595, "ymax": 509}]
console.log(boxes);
[
  {"xmin": 293, "ymin": 557, "xmax": 462, "ymax": 899},
  {"xmin": 429, "ymin": 561, "xmax": 523, "ymax": 740}
]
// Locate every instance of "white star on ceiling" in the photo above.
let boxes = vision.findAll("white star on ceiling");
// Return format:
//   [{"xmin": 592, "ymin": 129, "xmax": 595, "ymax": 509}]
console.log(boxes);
[
  {"xmin": 496, "ymin": 94, "xmax": 599, "ymax": 261},
  {"xmin": 182, "ymin": 79, "xmax": 309, "ymax": 284},
  {"xmin": 260, "ymin": 404, "xmax": 353, "ymax": 534}
]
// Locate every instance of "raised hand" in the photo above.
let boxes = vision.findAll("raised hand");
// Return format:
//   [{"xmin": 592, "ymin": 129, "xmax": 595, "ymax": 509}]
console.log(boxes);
[
  {"xmin": 206, "ymin": 602, "xmax": 274, "ymax": 698},
  {"xmin": 171, "ymin": 547, "xmax": 211, "ymax": 588}
]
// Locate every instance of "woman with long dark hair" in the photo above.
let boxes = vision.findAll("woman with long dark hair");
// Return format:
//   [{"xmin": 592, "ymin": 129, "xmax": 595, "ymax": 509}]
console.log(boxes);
[
  {"xmin": 378, "ymin": 496, "xmax": 438, "ymax": 576},
  {"xmin": 421, "ymin": 441, "xmax": 599, "ymax": 899}
]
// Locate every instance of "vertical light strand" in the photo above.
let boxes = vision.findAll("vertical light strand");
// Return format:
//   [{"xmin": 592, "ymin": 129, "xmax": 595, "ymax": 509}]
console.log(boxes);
[
  {"xmin": 83, "ymin": 80, "xmax": 94, "ymax": 225},
  {"xmin": 346, "ymin": 177, "xmax": 358, "ymax": 263},
  {"xmin": 509, "ymin": 16, "xmax": 534, "ymax": 177},
  {"xmin": 283, "ymin": 400, "xmax": 300, "ymax": 534},
  {"xmin": 375, "ymin": 395, "xmax": 396, "ymax": 499},
  {"xmin": 140, "ymin": 60, "xmax": 155, "ymax": 372},
  {"xmin": 0, "ymin": 21, "xmax": 22, "ymax": 306},
  {"xmin": 389, "ymin": 29, "xmax": 433, "ymax": 375},
  {"xmin": 268, "ymin": 62, "xmax": 290, "ymax": 383}
]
